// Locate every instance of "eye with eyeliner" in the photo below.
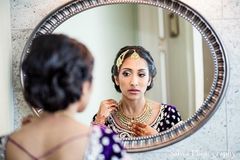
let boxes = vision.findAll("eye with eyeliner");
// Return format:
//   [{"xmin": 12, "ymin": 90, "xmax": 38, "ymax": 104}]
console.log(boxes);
[
  {"xmin": 122, "ymin": 70, "xmax": 131, "ymax": 77},
  {"xmin": 138, "ymin": 73, "xmax": 146, "ymax": 77},
  {"xmin": 121, "ymin": 70, "xmax": 147, "ymax": 78}
]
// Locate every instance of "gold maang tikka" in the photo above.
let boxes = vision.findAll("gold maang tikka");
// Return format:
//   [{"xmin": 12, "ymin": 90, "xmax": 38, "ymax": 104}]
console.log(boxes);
[
  {"xmin": 116, "ymin": 50, "xmax": 140, "ymax": 70},
  {"xmin": 130, "ymin": 50, "xmax": 140, "ymax": 60}
]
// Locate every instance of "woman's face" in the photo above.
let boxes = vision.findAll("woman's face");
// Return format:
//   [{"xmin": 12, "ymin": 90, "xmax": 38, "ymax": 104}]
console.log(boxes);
[{"xmin": 115, "ymin": 56, "xmax": 151, "ymax": 100}]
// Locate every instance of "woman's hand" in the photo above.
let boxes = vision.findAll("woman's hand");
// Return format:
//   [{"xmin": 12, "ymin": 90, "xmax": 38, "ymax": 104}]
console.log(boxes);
[
  {"xmin": 95, "ymin": 99, "xmax": 118, "ymax": 124},
  {"xmin": 131, "ymin": 122, "xmax": 158, "ymax": 136}
]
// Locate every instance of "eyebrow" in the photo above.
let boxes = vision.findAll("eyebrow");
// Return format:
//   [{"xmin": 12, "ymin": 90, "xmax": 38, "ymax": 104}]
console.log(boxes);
[{"xmin": 121, "ymin": 68, "xmax": 148, "ymax": 72}]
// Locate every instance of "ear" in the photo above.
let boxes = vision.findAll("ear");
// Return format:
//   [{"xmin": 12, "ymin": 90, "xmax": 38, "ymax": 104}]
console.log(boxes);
[
  {"xmin": 82, "ymin": 81, "xmax": 92, "ymax": 95},
  {"xmin": 114, "ymin": 76, "xmax": 119, "ymax": 86},
  {"xmin": 78, "ymin": 81, "xmax": 92, "ymax": 112}
]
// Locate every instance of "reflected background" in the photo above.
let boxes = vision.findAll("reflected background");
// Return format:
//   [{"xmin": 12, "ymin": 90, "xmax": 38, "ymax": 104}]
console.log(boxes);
[{"xmin": 53, "ymin": 4, "xmax": 214, "ymax": 124}]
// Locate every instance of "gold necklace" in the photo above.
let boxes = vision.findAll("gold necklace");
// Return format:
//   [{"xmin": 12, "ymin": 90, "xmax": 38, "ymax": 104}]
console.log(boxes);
[{"xmin": 115, "ymin": 100, "xmax": 153, "ymax": 129}]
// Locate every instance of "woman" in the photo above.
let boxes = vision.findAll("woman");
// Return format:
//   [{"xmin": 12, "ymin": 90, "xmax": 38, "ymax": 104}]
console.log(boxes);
[
  {"xmin": 0, "ymin": 34, "xmax": 129, "ymax": 160},
  {"xmin": 93, "ymin": 46, "xmax": 182, "ymax": 138}
]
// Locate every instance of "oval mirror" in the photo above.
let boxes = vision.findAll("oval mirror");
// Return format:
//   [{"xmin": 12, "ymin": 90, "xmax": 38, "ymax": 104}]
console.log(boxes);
[{"xmin": 20, "ymin": 0, "xmax": 228, "ymax": 152}]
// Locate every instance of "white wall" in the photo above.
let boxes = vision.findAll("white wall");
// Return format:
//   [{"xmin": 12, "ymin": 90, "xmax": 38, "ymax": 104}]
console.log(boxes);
[
  {"xmin": 166, "ymin": 15, "xmax": 195, "ymax": 120},
  {"xmin": 0, "ymin": 0, "xmax": 13, "ymax": 135},
  {"xmin": 136, "ymin": 5, "xmax": 165, "ymax": 103},
  {"xmin": 54, "ymin": 5, "xmax": 138, "ymax": 125}
]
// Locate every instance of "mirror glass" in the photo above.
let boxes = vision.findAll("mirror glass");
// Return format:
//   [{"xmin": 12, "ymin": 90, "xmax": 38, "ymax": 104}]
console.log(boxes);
[{"xmin": 53, "ymin": 4, "xmax": 214, "ymax": 125}]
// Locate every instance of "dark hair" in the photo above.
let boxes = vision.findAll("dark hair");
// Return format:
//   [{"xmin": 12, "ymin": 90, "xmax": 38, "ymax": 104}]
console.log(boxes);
[
  {"xmin": 111, "ymin": 46, "xmax": 156, "ymax": 93},
  {"xmin": 22, "ymin": 34, "xmax": 94, "ymax": 113}
]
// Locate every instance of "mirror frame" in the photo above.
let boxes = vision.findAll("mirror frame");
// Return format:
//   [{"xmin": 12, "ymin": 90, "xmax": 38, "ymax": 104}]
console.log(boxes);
[{"xmin": 20, "ymin": 0, "xmax": 228, "ymax": 152}]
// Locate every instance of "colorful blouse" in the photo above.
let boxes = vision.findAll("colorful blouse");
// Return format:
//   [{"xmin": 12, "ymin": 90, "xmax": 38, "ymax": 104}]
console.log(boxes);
[
  {"xmin": 94, "ymin": 103, "xmax": 182, "ymax": 138},
  {"xmin": 0, "ymin": 126, "xmax": 130, "ymax": 160}
]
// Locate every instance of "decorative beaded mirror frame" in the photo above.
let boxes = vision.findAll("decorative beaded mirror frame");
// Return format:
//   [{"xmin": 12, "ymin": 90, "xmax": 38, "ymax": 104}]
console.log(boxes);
[{"xmin": 20, "ymin": 0, "xmax": 228, "ymax": 152}]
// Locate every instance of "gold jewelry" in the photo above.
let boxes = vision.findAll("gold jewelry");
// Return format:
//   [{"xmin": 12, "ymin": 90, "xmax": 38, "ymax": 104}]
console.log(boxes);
[
  {"xmin": 116, "ymin": 50, "xmax": 128, "ymax": 70},
  {"xmin": 115, "ymin": 100, "xmax": 152, "ymax": 129},
  {"xmin": 116, "ymin": 50, "xmax": 140, "ymax": 70},
  {"xmin": 130, "ymin": 51, "xmax": 140, "ymax": 59}
]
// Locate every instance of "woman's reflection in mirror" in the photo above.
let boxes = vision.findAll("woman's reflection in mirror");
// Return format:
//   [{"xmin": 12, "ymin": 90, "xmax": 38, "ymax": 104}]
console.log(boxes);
[
  {"xmin": 0, "ymin": 34, "xmax": 130, "ymax": 160},
  {"xmin": 92, "ymin": 46, "xmax": 182, "ymax": 138}
]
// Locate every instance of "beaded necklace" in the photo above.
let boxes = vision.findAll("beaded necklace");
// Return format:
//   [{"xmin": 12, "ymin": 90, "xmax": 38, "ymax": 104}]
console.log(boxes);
[{"xmin": 115, "ymin": 100, "xmax": 153, "ymax": 129}]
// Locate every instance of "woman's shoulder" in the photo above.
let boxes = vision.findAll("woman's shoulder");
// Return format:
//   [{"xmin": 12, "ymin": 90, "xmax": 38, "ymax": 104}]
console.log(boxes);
[
  {"xmin": 160, "ymin": 103, "xmax": 181, "ymax": 123},
  {"xmin": 148, "ymin": 100, "xmax": 181, "ymax": 119},
  {"xmin": 150, "ymin": 103, "xmax": 182, "ymax": 132},
  {"xmin": 161, "ymin": 103, "xmax": 178, "ymax": 112},
  {"xmin": 148, "ymin": 100, "xmax": 174, "ymax": 112},
  {"xmin": 148, "ymin": 100, "xmax": 161, "ymax": 111}
]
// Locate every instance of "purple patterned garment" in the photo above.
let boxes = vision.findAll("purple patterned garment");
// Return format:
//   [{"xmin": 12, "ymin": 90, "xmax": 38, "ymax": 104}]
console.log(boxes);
[
  {"xmin": 0, "ymin": 125, "xmax": 130, "ymax": 160},
  {"xmin": 85, "ymin": 125, "xmax": 130, "ymax": 160},
  {"xmin": 93, "ymin": 103, "xmax": 182, "ymax": 138}
]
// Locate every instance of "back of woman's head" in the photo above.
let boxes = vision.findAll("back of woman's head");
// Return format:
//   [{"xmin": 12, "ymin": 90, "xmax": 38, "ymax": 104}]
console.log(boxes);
[{"xmin": 22, "ymin": 34, "xmax": 94, "ymax": 112}]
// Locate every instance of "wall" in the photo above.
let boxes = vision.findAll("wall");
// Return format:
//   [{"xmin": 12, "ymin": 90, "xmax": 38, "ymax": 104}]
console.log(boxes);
[
  {"xmin": 0, "ymin": 0, "xmax": 13, "ymax": 135},
  {"xmin": 54, "ymin": 5, "xmax": 138, "ymax": 125},
  {"xmin": 166, "ymin": 15, "xmax": 195, "ymax": 120},
  {"xmin": 10, "ymin": 0, "xmax": 240, "ymax": 159}
]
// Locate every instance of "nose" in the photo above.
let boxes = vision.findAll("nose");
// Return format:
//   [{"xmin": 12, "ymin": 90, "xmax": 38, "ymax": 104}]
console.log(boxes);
[{"xmin": 130, "ymin": 75, "xmax": 138, "ymax": 87}]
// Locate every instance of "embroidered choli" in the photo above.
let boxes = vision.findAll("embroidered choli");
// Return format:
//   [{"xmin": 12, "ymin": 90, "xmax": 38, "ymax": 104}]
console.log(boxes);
[{"xmin": 94, "ymin": 103, "xmax": 182, "ymax": 138}]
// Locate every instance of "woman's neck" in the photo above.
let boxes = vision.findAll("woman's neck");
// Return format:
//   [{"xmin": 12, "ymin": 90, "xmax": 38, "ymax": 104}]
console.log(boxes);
[
  {"xmin": 41, "ymin": 102, "xmax": 80, "ymax": 122},
  {"xmin": 120, "ymin": 97, "xmax": 146, "ymax": 117},
  {"xmin": 59, "ymin": 102, "xmax": 81, "ymax": 120}
]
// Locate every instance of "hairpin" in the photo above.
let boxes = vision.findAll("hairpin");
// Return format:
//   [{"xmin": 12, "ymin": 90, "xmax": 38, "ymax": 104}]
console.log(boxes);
[{"xmin": 116, "ymin": 50, "xmax": 128, "ymax": 70}]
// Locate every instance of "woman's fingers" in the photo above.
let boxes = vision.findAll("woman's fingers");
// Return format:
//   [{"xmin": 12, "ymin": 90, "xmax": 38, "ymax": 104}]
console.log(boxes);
[
  {"xmin": 104, "ymin": 99, "xmax": 118, "ymax": 105},
  {"xmin": 131, "ymin": 122, "xmax": 145, "ymax": 136},
  {"xmin": 108, "ymin": 105, "xmax": 118, "ymax": 111},
  {"xmin": 103, "ymin": 100, "xmax": 118, "ymax": 108},
  {"xmin": 98, "ymin": 99, "xmax": 119, "ymax": 118},
  {"xmin": 132, "ymin": 125, "xmax": 145, "ymax": 136},
  {"xmin": 102, "ymin": 99, "xmax": 119, "ymax": 110},
  {"xmin": 132, "ymin": 122, "xmax": 147, "ymax": 128},
  {"xmin": 131, "ymin": 122, "xmax": 158, "ymax": 136},
  {"xmin": 133, "ymin": 129, "xmax": 143, "ymax": 136}
]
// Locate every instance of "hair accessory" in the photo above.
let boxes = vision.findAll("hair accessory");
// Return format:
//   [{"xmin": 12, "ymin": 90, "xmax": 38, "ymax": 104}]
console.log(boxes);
[
  {"xmin": 116, "ymin": 50, "xmax": 140, "ymax": 70},
  {"xmin": 130, "ymin": 50, "xmax": 140, "ymax": 60},
  {"xmin": 116, "ymin": 50, "xmax": 128, "ymax": 70}
]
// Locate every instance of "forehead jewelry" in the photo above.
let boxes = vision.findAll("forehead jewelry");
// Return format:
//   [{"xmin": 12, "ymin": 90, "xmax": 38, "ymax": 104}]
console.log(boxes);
[
  {"xmin": 116, "ymin": 50, "xmax": 128, "ymax": 71},
  {"xmin": 116, "ymin": 50, "xmax": 140, "ymax": 70},
  {"xmin": 130, "ymin": 50, "xmax": 140, "ymax": 60}
]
